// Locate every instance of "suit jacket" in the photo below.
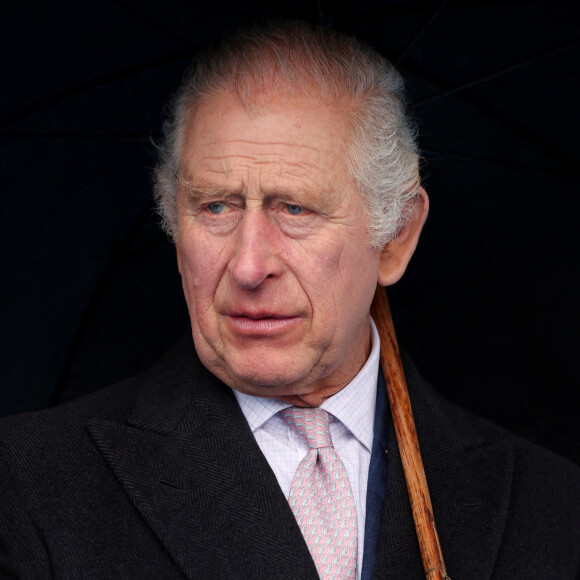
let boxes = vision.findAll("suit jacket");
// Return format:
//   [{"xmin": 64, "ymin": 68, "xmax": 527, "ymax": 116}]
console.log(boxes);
[{"xmin": 0, "ymin": 337, "xmax": 578, "ymax": 579}]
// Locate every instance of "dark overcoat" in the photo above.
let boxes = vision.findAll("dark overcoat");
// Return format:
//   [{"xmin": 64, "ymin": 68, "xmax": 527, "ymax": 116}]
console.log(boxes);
[{"xmin": 1, "ymin": 338, "xmax": 578, "ymax": 579}]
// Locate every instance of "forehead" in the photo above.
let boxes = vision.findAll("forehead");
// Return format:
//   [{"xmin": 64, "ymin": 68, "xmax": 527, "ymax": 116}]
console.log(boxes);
[{"xmin": 179, "ymin": 91, "xmax": 355, "ymax": 191}]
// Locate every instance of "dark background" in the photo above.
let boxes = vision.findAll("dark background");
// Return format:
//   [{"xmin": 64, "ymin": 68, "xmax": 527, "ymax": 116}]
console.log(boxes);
[{"xmin": 1, "ymin": 1, "xmax": 578, "ymax": 463}]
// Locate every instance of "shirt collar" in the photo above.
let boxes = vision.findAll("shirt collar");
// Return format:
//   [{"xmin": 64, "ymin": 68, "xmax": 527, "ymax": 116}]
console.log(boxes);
[{"xmin": 234, "ymin": 318, "xmax": 380, "ymax": 453}]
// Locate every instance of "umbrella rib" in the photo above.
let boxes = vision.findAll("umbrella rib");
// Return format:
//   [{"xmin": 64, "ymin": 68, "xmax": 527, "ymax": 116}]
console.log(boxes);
[
  {"xmin": 317, "ymin": 0, "xmax": 324, "ymax": 26},
  {"xmin": 415, "ymin": 36, "xmax": 580, "ymax": 107},
  {"xmin": 51, "ymin": 200, "xmax": 156, "ymax": 406},
  {"xmin": 422, "ymin": 148, "xmax": 567, "ymax": 175},
  {"xmin": 112, "ymin": 0, "xmax": 195, "ymax": 49},
  {"xmin": 407, "ymin": 57, "xmax": 576, "ymax": 169},
  {"xmin": 0, "ymin": 49, "xmax": 194, "ymax": 129},
  {"xmin": 123, "ymin": 234, "xmax": 171, "ymax": 261},
  {"xmin": 396, "ymin": 0, "xmax": 450, "ymax": 66},
  {"xmin": 0, "ymin": 132, "xmax": 153, "ymax": 140}
]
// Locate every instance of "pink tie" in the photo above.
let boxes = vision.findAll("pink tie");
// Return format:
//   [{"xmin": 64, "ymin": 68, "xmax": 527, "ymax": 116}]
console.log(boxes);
[{"xmin": 280, "ymin": 407, "xmax": 357, "ymax": 579}]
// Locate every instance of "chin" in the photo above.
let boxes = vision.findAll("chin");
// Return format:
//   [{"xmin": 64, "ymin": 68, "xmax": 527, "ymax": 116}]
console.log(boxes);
[
  {"xmin": 192, "ymin": 331, "xmax": 329, "ymax": 397},
  {"xmin": 219, "ymin": 358, "xmax": 321, "ymax": 398},
  {"xmin": 228, "ymin": 364, "xmax": 310, "ymax": 392}
]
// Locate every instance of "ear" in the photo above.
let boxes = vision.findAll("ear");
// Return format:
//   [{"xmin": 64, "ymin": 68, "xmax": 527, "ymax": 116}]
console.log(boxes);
[{"xmin": 377, "ymin": 187, "xmax": 429, "ymax": 286}]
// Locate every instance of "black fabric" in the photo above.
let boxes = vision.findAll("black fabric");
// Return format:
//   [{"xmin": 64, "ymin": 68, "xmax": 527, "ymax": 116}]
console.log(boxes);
[{"xmin": 0, "ymin": 337, "xmax": 578, "ymax": 579}]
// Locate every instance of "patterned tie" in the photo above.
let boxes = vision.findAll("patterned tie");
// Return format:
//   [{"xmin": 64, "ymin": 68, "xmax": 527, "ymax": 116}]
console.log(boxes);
[{"xmin": 279, "ymin": 407, "xmax": 357, "ymax": 579}]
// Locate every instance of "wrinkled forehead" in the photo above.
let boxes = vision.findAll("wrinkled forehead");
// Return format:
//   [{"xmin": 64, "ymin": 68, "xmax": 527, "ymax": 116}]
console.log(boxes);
[
  {"xmin": 178, "ymin": 82, "xmax": 362, "ymax": 182},
  {"xmin": 177, "ymin": 90, "xmax": 365, "ymax": 214},
  {"xmin": 182, "ymin": 88, "xmax": 354, "ymax": 157}
]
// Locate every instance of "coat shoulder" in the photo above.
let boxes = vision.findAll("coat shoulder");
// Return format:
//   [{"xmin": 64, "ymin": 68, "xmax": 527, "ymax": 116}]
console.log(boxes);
[
  {"xmin": 0, "ymin": 337, "xmax": 205, "ymax": 580},
  {"xmin": 398, "ymin": 352, "xmax": 579, "ymax": 578},
  {"xmin": 495, "ymin": 432, "xmax": 580, "ymax": 577},
  {"xmin": 0, "ymin": 336, "xmax": 200, "ymax": 454}
]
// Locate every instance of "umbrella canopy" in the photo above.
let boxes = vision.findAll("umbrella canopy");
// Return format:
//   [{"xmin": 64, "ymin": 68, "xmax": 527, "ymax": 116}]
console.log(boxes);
[{"xmin": 1, "ymin": 0, "xmax": 578, "ymax": 463}]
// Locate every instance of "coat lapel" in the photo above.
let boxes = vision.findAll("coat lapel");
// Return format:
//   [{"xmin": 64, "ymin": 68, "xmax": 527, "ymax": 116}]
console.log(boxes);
[
  {"xmin": 373, "ymin": 354, "xmax": 515, "ymax": 580},
  {"xmin": 87, "ymin": 339, "xmax": 318, "ymax": 580},
  {"xmin": 87, "ymin": 338, "xmax": 515, "ymax": 579}
]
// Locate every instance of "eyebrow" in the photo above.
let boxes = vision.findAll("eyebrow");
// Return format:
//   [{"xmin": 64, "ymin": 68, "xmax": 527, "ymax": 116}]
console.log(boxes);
[{"xmin": 178, "ymin": 176, "xmax": 236, "ymax": 200}]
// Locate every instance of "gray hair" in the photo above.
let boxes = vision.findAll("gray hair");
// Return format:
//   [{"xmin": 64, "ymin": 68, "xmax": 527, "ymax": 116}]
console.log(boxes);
[{"xmin": 154, "ymin": 21, "xmax": 420, "ymax": 248}]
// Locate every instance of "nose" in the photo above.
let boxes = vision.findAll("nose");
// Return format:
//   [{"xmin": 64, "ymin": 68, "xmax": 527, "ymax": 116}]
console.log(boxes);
[{"xmin": 229, "ymin": 210, "xmax": 281, "ymax": 289}]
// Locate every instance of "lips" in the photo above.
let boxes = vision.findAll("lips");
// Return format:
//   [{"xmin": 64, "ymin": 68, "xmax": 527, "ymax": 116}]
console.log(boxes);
[
  {"xmin": 226, "ymin": 310, "xmax": 296, "ymax": 319},
  {"xmin": 222, "ymin": 311, "xmax": 302, "ymax": 338}
]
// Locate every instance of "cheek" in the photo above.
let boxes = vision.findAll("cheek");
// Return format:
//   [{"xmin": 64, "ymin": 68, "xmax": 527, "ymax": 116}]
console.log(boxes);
[
  {"xmin": 303, "ymin": 234, "xmax": 375, "ymax": 290},
  {"xmin": 294, "ymin": 238, "xmax": 346, "ymax": 315},
  {"xmin": 178, "ymin": 234, "xmax": 230, "ymax": 307},
  {"xmin": 320, "ymin": 239, "xmax": 380, "ymax": 308}
]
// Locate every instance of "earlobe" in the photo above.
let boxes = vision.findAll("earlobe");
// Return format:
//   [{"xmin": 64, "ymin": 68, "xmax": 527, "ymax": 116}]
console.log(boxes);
[{"xmin": 377, "ymin": 187, "xmax": 429, "ymax": 287}]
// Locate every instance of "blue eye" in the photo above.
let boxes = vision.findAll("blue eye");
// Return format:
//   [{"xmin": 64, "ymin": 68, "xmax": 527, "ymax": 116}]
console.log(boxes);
[
  {"xmin": 207, "ymin": 202, "xmax": 226, "ymax": 214},
  {"xmin": 286, "ymin": 204, "xmax": 303, "ymax": 215}
]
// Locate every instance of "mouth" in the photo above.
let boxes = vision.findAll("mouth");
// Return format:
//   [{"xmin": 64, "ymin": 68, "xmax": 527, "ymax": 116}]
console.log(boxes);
[{"xmin": 223, "ymin": 312, "xmax": 302, "ymax": 338}]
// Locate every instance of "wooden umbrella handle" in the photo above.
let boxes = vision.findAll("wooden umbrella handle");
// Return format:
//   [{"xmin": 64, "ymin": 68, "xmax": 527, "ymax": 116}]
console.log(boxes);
[{"xmin": 370, "ymin": 286, "xmax": 450, "ymax": 580}]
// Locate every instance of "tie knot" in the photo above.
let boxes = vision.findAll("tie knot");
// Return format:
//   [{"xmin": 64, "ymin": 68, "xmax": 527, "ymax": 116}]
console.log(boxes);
[{"xmin": 279, "ymin": 407, "xmax": 333, "ymax": 449}]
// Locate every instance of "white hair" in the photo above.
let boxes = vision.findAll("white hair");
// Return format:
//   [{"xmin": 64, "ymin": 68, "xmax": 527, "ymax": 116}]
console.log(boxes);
[{"xmin": 154, "ymin": 21, "xmax": 420, "ymax": 248}]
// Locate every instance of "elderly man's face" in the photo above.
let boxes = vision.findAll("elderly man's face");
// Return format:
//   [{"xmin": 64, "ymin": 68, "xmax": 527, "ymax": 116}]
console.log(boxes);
[{"xmin": 176, "ymin": 91, "xmax": 383, "ymax": 403}]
